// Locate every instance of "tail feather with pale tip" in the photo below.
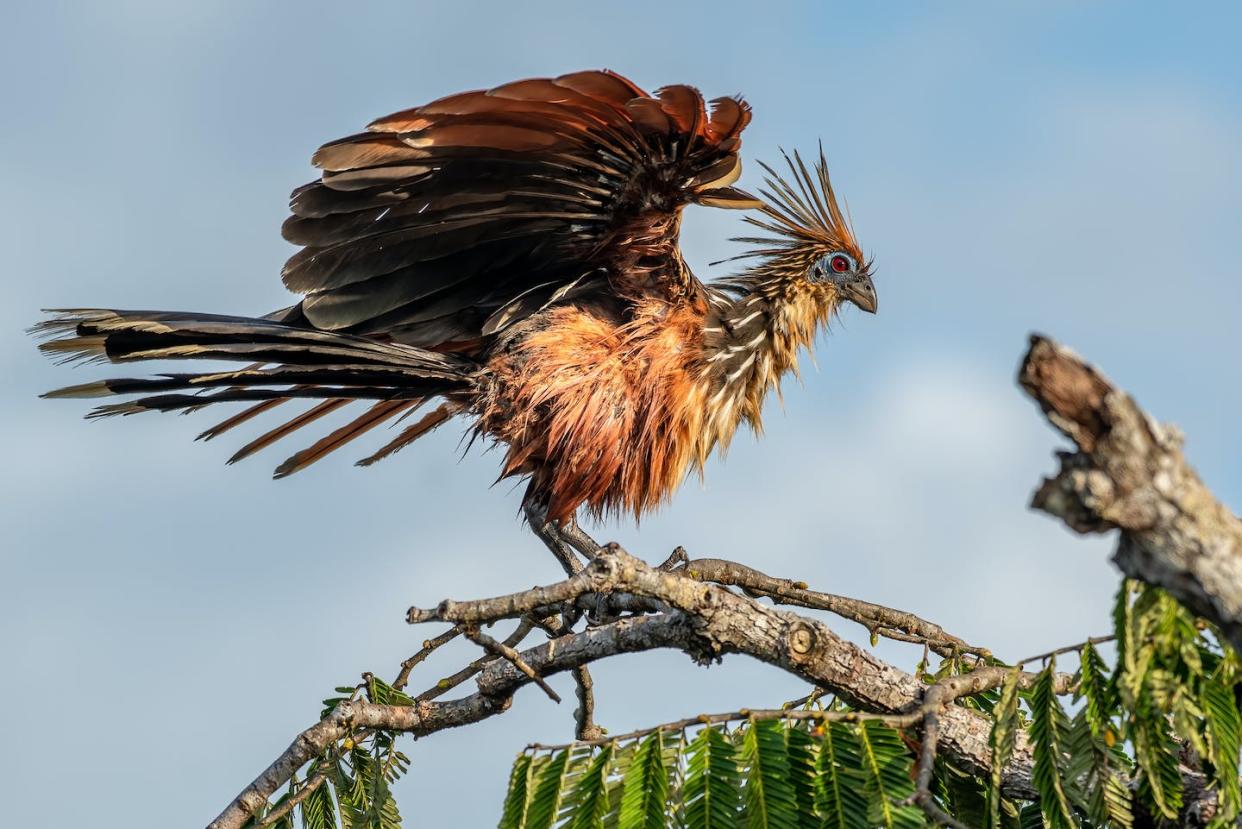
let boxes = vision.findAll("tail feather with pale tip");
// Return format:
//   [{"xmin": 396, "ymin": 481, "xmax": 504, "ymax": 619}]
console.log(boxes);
[{"xmin": 32, "ymin": 309, "xmax": 472, "ymax": 476}]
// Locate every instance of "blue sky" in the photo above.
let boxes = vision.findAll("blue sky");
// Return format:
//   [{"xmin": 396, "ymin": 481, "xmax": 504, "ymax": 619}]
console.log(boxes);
[{"xmin": 2, "ymin": 2, "xmax": 1239, "ymax": 826}]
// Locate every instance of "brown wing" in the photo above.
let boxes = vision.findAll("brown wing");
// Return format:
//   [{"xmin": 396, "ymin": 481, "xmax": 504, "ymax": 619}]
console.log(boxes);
[{"xmin": 278, "ymin": 70, "xmax": 758, "ymax": 349}]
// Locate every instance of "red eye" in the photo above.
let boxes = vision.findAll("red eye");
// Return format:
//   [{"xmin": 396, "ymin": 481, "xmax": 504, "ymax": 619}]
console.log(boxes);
[{"xmin": 830, "ymin": 254, "xmax": 851, "ymax": 273}]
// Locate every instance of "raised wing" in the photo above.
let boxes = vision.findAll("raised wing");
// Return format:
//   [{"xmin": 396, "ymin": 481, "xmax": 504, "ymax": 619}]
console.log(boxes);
[{"xmin": 279, "ymin": 70, "xmax": 758, "ymax": 349}]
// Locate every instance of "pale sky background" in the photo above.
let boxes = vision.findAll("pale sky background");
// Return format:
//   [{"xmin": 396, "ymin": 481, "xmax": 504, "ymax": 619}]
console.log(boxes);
[{"xmin": 2, "ymin": 2, "xmax": 1240, "ymax": 827}]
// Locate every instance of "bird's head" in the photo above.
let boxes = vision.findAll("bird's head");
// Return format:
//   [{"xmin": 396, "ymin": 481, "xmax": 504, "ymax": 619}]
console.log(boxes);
[
  {"xmin": 717, "ymin": 148, "xmax": 876, "ymax": 318},
  {"xmin": 804, "ymin": 247, "xmax": 877, "ymax": 314}
]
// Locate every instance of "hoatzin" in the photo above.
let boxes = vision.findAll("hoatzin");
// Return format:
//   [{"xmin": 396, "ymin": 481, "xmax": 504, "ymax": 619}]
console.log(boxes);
[{"xmin": 35, "ymin": 70, "xmax": 876, "ymax": 560}]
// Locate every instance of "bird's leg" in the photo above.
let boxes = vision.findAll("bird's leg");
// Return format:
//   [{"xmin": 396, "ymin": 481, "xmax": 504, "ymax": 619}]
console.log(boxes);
[
  {"xmin": 521, "ymin": 480, "xmax": 602, "ymax": 572},
  {"xmin": 559, "ymin": 513, "xmax": 603, "ymax": 560},
  {"xmin": 521, "ymin": 495, "xmax": 606, "ymax": 739},
  {"xmin": 523, "ymin": 500, "xmax": 584, "ymax": 577}
]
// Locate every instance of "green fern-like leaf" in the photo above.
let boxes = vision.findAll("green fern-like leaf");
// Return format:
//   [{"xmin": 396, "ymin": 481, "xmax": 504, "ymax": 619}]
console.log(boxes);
[
  {"xmin": 603, "ymin": 740, "xmax": 636, "ymax": 829},
  {"xmin": 341, "ymin": 745, "xmax": 401, "ymax": 829},
  {"xmin": 816, "ymin": 722, "xmax": 868, "ymax": 829},
  {"xmin": 333, "ymin": 754, "xmax": 368, "ymax": 829},
  {"xmin": 301, "ymin": 771, "xmax": 338, "ymax": 829},
  {"xmin": 939, "ymin": 759, "xmax": 990, "ymax": 829},
  {"xmin": 685, "ymin": 727, "xmax": 740, "ymax": 829},
  {"xmin": 263, "ymin": 794, "xmax": 296, "ymax": 829},
  {"xmin": 1170, "ymin": 684, "xmax": 1209, "ymax": 762},
  {"xmin": 1030, "ymin": 664, "xmax": 1078, "ymax": 829},
  {"xmin": 1067, "ymin": 643, "xmax": 1132, "ymax": 829},
  {"xmin": 784, "ymin": 725, "xmax": 820, "ymax": 829},
  {"xmin": 526, "ymin": 748, "xmax": 575, "ymax": 829},
  {"xmin": 664, "ymin": 731, "xmax": 687, "ymax": 829},
  {"xmin": 989, "ymin": 668, "xmax": 1022, "ymax": 829},
  {"xmin": 740, "ymin": 719, "xmax": 798, "ymax": 829},
  {"xmin": 1113, "ymin": 581, "xmax": 1238, "ymax": 824},
  {"xmin": 620, "ymin": 731, "xmax": 669, "ymax": 829},
  {"xmin": 1131, "ymin": 684, "xmax": 1183, "ymax": 821},
  {"xmin": 1078, "ymin": 643, "xmax": 1114, "ymax": 738},
  {"xmin": 370, "ymin": 733, "xmax": 410, "ymax": 786},
  {"xmin": 1112, "ymin": 583, "xmax": 1132, "ymax": 685},
  {"xmin": 1065, "ymin": 707, "xmax": 1133, "ymax": 829},
  {"xmin": 500, "ymin": 754, "xmax": 537, "ymax": 829},
  {"xmin": 366, "ymin": 676, "xmax": 415, "ymax": 707},
  {"xmin": 564, "ymin": 744, "xmax": 617, "ymax": 829},
  {"xmin": 1017, "ymin": 802, "xmax": 1044, "ymax": 829},
  {"xmin": 1201, "ymin": 679, "xmax": 1241, "ymax": 824},
  {"xmin": 856, "ymin": 722, "xmax": 921, "ymax": 829}
]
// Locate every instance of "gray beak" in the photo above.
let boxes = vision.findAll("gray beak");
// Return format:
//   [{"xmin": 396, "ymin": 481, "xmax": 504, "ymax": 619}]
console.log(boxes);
[{"xmin": 843, "ymin": 273, "xmax": 878, "ymax": 314}]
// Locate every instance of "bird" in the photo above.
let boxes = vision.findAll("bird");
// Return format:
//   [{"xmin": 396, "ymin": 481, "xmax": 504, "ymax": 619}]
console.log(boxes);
[{"xmin": 34, "ymin": 69, "xmax": 876, "ymax": 556}]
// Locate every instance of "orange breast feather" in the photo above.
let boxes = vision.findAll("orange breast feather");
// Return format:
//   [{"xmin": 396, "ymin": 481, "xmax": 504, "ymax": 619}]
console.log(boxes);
[{"xmin": 483, "ymin": 302, "xmax": 710, "ymax": 522}]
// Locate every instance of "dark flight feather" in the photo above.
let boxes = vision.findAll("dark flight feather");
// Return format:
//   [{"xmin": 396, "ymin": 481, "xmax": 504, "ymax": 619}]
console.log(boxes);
[
  {"xmin": 272, "ymin": 400, "xmax": 415, "ymax": 478},
  {"xmin": 227, "ymin": 398, "xmax": 353, "ymax": 465},
  {"xmin": 279, "ymin": 69, "xmax": 753, "ymax": 346},
  {"xmin": 354, "ymin": 403, "xmax": 454, "ymax": 467},
  {"xmin": 196, "ymin": 395, "xmax": 298, "ymax": 442}
]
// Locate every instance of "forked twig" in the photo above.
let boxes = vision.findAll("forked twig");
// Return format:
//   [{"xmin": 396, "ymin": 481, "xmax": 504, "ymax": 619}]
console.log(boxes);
[{"xmin": 462, "ymin": 624, "xmax": 561, "ymax": 704}]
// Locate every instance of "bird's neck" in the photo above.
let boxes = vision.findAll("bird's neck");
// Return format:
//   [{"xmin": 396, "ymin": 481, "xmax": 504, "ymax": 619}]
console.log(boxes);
[{"xmin": 696, "ymin": 279, "xmax": 833, "ymax": 454}]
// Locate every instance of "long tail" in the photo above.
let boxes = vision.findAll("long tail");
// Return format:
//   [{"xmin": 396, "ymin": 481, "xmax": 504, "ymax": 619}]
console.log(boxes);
[{"xmin": 33, "ymin": 309, "xmax": 473, "ymax": 476}]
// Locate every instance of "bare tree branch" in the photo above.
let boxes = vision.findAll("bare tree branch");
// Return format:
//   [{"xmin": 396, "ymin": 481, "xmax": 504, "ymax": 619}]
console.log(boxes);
[
  {"xmin": 675, "ymin": 556, "xmax": 990, "ymax": 659},
  {"xmin": 571, "ymin": 665, "xmax": 604, "ymax": 741},
  {"xmin": 1019, "ymin": 334, "xmax": 1242, "ymax": 652},
  {"xmin": 206, "ymin": 335, "xmax": 1242, "ymax": 829},
  {"xmin": 392, "ymin": 626, "xmax": 459, "ymax": 691},
  {"xmin": 419, "ymin": 547, "xmax": 1055, "ymax": 795},
  {"xmin": 212, "ymin": 549, "xmax": 1064, "ymax": 829},
  {"xmin": 208, "ymin": 615, "xmax": 682, "ymax": 829},
  {"xmin": 1015, "ymin": 634, "xmax": 1115, "ymax": 667}
]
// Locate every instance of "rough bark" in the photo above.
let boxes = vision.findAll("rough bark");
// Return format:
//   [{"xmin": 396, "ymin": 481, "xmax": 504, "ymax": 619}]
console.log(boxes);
[{"xmin": 1019, "ymin": 334, "xmax": 1242, "ymax": 652}]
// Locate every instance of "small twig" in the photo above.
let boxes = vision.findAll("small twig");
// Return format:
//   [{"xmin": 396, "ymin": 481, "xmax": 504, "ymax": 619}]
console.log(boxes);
[
  {"xmin": 909, "ymin": 708, "xmax": 973, "ymax": 829},
  {"xmin": 782, "ymin": 687, "xmax": 828, "ymax": 710},
  {"xmin": 257, "ymin": 769, "xmax": 328, "ymax": 828},
  {"xmin": 407, "ymin": 565, "xmax": 599, "ymax": 625},
  {"xmin": 906, "ymin": 674, "xmax": 986, "ymax": 829},
  {"xmin": 526, "ymin": 706, "xmax": 921, "ymax": 752},
  {"xmin": 572, "ymin": 666, "xmax": 604, "ymax": 740},
  {"xmin": 1015, "ymin": 634, "xmax": 1115, "ymax": 666},
  {"xmin": 415, "ymin": 618, "xmax": 533, "ymax": 702},
  {"xmin": 462, "ymin": 624, "xmax": 561, "ymax": 704},
  {"xmin": 392, "ymin": 626, "xmax": 460, "ymax": 691}
]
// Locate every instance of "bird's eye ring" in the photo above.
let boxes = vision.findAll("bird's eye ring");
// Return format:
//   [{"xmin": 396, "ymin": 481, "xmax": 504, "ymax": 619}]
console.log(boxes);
[{"xmin": 830, "ymin": 254, "xmax": 851, "ymax": 274}]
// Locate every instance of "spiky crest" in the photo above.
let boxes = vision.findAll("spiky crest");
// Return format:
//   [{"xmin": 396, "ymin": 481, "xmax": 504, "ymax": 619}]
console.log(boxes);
[{"xmin": 713, "ymin": 146, "xmax": 867, "ymax": 291}]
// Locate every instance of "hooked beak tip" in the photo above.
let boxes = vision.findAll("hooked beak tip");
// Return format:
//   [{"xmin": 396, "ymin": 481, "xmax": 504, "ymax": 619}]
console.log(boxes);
[{"xmin": 845, "ymin": 275, "xmax": 877, "ymax": 314}]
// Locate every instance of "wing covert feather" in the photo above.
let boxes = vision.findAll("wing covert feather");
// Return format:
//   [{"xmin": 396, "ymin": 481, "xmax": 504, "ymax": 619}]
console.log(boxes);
[{"xmin": 282, "ymin": 70, "xmax": 754, "ymax": 347}]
